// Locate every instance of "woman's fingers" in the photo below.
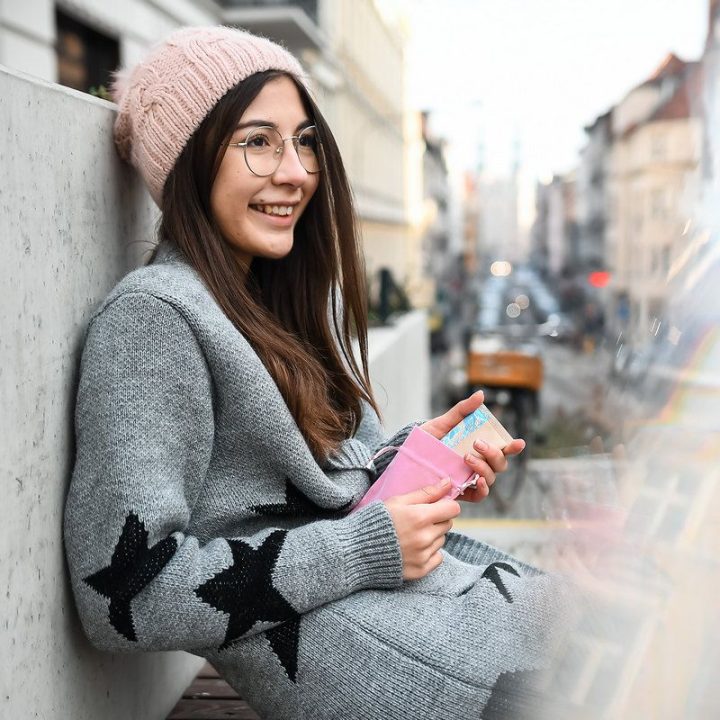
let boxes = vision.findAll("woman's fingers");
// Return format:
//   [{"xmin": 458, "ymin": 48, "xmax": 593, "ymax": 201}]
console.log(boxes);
[
  {"xmin": 463, "ymin": 453, "xmax": 496, "ymax": 485},
  {"xmin": 423, "ymin": 549, "xmax": 445, "ymax": 575},
  {"xmin": 445, "ymin": 390, "xmax": 485, "ymax": 426},
  {"xmin": 502, "ymin": 438, "xmax": 526, "ymax": 457},
  {"xmin": 420, "ymin": 390, "xmax": 485, "ymax": 439},
  {"xmin": 394, "ymin": 478, "xmax": 452, "ymax": 505},
  {"xmin": 459, "ymin": 434, "xmax": 529, "ymax": 504},
  {"xmin": 433, "ymin": 517, "xmax": 455, "ymax": 533},
  {"xmin": 427, "ymin": 534, "xmax": 446, "ymax": 557},
  {"xmin": 385, "ymin": 494, "xmax": 459, "ymax": 580},
  {"xmin": 459, "ymin": 477, "xmax": 490, "ymax": 502},
  {"xmin": 425, "ymin": 498, "xmax": 461, "ymax": 524},
  {"xmin": 443, "ymin": 390, "xmax": 485, "ymax": 425},
  {"xmin": 471, "ymin": 439, "xmax": 511, "ymax": 473}
]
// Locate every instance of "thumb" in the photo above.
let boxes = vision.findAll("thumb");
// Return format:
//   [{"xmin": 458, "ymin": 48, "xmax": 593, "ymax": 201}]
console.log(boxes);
[{"xmin": 397, "ymin": 477, "xmax": 452, "ymax": 505}]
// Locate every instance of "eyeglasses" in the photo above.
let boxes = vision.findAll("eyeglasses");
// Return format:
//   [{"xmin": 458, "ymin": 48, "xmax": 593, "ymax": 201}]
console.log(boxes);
[{"xmin": 227, "ymin": 125, "xmax": 321, "ymax": 177}]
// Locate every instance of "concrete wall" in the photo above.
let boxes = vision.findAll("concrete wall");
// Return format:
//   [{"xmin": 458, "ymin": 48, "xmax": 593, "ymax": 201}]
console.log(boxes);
[
  {"xmin": 368, "ymin": 309, "xmax": 431, "ymax": 431},
  {"xmin": 1, "ymin": 62, "xmax": 431, "ymax": 718},
  {"xmin": 0, "ymin": 63, "xmax": 202, "ymax": 720}
]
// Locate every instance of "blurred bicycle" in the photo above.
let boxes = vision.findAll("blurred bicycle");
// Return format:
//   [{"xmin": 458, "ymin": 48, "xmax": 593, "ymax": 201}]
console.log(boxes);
[{"xmin": 465, "ymin": 330, "xmax": 543, "ymax": 512}]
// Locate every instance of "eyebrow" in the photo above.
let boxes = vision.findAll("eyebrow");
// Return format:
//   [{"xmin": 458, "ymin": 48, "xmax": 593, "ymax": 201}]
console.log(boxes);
[{"xmin": 235, "ymin": 119, "xmax": 313, "ymax": 132}]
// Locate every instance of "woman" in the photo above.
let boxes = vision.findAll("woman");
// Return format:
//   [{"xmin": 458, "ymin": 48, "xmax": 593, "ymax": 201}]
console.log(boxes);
[{"xmin": 64, "ymin": 26, "xmax": 573, "ymax": 720}]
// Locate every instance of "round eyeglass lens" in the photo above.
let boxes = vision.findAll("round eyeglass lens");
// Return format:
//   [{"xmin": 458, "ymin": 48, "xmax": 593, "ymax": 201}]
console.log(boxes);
[
  {"xmin": 243, "ymin": 127, "xmax": 282, "ymax": 177},
  {"xmin": 243, "ymin": 126, "xmax": 320, "ymax": 176},
  {"xmin": 295, "ymin": 126, "xmax": 320, "ymax": 174}
]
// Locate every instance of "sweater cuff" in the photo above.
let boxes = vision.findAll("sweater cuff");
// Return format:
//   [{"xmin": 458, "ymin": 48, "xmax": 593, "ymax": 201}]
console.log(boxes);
[
  {"xmin": 371, "ymin": 421, "xmax": 424, "ymax": 477},
  {"xmin": 334, "ymin": 501, "xmax": 403, "ymax": 591},
  {"xmin": 444, "ymin": 531, "xmax": 543, "ymax": 577}
]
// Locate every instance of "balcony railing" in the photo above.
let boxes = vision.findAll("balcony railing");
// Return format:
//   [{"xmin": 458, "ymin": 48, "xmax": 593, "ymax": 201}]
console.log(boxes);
[
  {"xmin": 215, "ymin": 0, "xmax": 318, "ymax": 25},
  {"xmin": 217, "ymin": 0, "xmax": 323, "ymax": 52}
]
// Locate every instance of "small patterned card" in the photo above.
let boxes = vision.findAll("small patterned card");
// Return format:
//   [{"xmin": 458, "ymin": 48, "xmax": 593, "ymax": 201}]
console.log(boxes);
[{"xmin": 441, "ymin": 404, "xmax": 514, "ymax": 456}]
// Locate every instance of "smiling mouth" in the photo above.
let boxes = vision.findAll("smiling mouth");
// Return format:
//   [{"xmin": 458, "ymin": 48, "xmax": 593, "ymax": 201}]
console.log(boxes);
[{"xmin": 250, "ymin": 204, "xmax": 295, "ymax": 217}]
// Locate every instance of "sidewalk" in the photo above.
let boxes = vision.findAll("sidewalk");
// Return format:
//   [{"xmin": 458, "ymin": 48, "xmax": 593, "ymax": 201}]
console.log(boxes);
[{"xmin": 540, "ymin": 340, "xmax": 647, "ymax": 433}]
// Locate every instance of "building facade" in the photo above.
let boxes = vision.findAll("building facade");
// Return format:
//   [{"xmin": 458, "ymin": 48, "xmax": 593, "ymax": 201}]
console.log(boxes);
[
  {"xmin": 577, "ymin": 110, "xmax": 612, "ymax": 274},
  {"xmin": 699, "ymin": 0, "xmax": 720, "ymax": 229},
  {"xmin": 419, "ymin": 112, "xmax": 451, "ymax": 307},
  {"xmin": 607, "ymin": 54, "xmax": 701, "ymax": 345},
  {"xmin": 0, "ymin": 0, "xmax": 219, "ymax": 89},
  {"xmin": 476, "ymin": 171, "xmax": 520, "ymax": 268},
  {"xmin": 543, "ymin": 171, "xmax": 578, "ymax": 279}
]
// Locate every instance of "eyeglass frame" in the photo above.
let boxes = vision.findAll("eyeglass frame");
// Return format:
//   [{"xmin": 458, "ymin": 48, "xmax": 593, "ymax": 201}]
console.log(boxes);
[{"xmin": 225, "ymin": 124, "xmax": 322, "ymax": 177}]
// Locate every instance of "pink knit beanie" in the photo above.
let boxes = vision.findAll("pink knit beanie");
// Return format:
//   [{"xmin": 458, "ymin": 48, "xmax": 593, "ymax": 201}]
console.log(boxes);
[{"xmin": 111, "ymin": 25, "xmax": 306, "ymax": 207}]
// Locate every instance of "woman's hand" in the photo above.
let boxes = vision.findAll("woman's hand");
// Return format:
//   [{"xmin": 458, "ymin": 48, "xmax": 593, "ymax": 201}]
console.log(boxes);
[
  {"xmin": 420, "ymin": 390, "xmax": 526, "ymax": 503},
  {"xmin": 384, "ymin": 479, "xmax": 461, "ymax": 580}
]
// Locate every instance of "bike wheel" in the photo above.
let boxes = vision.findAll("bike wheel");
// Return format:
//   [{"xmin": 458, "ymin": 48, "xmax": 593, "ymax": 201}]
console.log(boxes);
[{"xmin": 487, "ymin": 390, "xmax": 533, "ymax": 513}]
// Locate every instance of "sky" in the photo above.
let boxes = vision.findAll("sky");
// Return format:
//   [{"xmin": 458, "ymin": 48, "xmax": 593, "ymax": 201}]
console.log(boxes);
[{"xmin": 379, "ymin": 0, "xmax": 708, "ymax": 182}]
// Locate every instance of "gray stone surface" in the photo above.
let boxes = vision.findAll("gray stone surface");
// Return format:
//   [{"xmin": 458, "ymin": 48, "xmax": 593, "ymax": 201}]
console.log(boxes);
[
  {"xmin": 368, "ymin": 309, "xmax": 431, "ymax": 432},
  {"xmin": 0, "ymin": 64, "xmax": 202, "ymax": 720}
]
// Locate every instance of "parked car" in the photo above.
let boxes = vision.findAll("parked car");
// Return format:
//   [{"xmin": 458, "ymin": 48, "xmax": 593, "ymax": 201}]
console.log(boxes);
[{"xmin": 538, "ymin": 311, "xmax": 579, "ymax": 344}]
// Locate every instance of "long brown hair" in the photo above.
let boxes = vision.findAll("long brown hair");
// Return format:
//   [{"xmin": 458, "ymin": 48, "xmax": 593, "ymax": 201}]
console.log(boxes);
[{"xmin": 151, "ymin": 70, "xmax": 379, "ymax": 461}]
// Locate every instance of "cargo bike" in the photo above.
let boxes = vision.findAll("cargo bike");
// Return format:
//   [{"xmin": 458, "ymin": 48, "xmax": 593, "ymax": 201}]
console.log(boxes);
[{"xmin": 465, "ymin": 330, "xmax": 543, "ymax": 512}]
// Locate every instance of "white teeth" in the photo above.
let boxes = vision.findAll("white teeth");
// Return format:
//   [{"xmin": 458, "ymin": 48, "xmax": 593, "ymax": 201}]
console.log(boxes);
[{"xmin": 255, "ymin": 205, "xmax": 293, "ymax": 216}]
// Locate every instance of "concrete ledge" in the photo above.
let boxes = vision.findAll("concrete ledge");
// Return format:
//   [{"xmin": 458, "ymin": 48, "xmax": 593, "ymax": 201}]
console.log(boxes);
[
  {"xmin": 368, "ymin": 309, "xmax": 431, "ymax": 430},
  {"xmin": 0, "ymin": 63, "xmax": 200, "ymax": 720}
]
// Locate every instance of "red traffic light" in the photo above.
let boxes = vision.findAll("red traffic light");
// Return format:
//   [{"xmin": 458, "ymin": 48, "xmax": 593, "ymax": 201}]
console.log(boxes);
[{"xmin": 588, "ymin": 271, "xmax": 610, "ymax": 288}]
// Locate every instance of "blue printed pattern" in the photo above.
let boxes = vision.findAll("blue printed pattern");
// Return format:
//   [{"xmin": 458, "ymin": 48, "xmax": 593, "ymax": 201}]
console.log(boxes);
[{"xmin": 441, "ymin": 407, "xmax": 490, "ymax": 448}]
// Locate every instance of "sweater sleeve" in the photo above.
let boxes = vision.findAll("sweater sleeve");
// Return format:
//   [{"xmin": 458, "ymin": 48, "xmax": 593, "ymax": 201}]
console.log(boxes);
[
  {"xmin": 353, "ymin": 400, "xmax": 425, "ymax": 480},
  {"xmin": 63, "ymin": 292, "xmax": 403, "ymax": 655}
]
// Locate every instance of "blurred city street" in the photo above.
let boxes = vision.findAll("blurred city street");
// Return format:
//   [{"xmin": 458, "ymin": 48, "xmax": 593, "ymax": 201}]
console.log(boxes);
[{"xmin": 434, "ymin": 336, "xmax": 628, "ymax": 546}]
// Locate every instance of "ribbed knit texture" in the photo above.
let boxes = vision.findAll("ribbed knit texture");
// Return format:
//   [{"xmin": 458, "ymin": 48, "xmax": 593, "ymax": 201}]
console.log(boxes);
[
  {"xmin": 111, "ymin": 26, "xmax": 306, "ymax": 207},
  {"xmin": 371, "ymin": 421, "xmax": 421, "ymax": 477},
  {"xmin": 64, "ymin": 241, "xmax": 578, "ymax": 720}
]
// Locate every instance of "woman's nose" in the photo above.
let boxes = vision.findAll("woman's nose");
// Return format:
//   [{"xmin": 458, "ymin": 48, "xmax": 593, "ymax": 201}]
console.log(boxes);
[{"xmin": 272, "ymin": 140, "xmax": 308, "ymax": 185}]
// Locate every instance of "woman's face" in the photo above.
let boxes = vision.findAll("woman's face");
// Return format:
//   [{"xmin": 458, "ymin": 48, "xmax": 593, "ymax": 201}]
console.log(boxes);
[{"xmin": 210, "ymin": 75, "xmax": 320, "ymax": 267}]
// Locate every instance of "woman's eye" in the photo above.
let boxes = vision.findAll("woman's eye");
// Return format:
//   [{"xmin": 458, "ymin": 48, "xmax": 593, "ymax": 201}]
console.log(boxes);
[
  {"xmin": 299, "ymin": 134, "xmax": 317, "ymax": 150},
  {"xmin": 247, "ymin": 134, "xmax": 270, "ymax": 147}
]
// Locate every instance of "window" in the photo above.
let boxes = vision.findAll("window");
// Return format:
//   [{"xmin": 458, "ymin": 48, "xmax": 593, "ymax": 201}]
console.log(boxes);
[
  {"xmin": 661, "ymin": 244, "xmax": 671, "ymax": 276},
  {"xmin": 650, "ymin": 188, "xmax": 667, "ymax": 220},
  {"xmin": 55, "ymin": 9, "xmax": 119, "ymax": 97},
  {"xmin": 631, "ymin": 192, "xmax": 643, "ymax": 233},
  {"xmin": 651, "ymin": 134, "xmax": 667, "ymax": 161}
]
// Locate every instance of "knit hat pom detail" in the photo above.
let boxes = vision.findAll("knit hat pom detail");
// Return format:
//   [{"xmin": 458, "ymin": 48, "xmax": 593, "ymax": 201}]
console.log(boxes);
[
  {"xmin": 110, "ymin": 67, "xmax": 135, "ymax": 161},
  {"xmin": 109, "ymin": 66, "xmax": 133, "ymax": 105}
]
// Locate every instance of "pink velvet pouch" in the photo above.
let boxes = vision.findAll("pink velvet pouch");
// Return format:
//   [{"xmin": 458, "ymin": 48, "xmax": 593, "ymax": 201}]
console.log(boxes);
[{"xmin": 351, "ymin": 426, "xmax": 476, "ymax": 513}]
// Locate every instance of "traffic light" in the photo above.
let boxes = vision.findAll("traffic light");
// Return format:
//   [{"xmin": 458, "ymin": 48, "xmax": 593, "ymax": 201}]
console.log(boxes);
[{"xmin": 588, "ymin": 271, "xmax": 610, "ymax": 288}]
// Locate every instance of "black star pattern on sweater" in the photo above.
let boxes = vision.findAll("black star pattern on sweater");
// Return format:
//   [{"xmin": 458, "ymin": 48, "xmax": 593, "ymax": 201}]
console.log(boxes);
[
  {"xmin": 266, "ymin": 616, "xmax": 302, "ymax": 682},
  {"xmin": 248, "ymin": 479, "xmax": 352, "ymax": 519},
  {"xmin": 481, "ymin": 562, "xmax": 521, "ymax": 603},
  {"xmin": 195, "ymin": 530, "xmax": 300, "ymax": 651},
  {"xmin": 83, "ymin": 512, "xmax": 178, "ymax": 642}
]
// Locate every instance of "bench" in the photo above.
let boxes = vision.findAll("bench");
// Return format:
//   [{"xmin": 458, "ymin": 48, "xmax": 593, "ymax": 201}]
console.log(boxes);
[{"xmin": 166, "ymin": 662, "xmax": 260, "ymax": 719}]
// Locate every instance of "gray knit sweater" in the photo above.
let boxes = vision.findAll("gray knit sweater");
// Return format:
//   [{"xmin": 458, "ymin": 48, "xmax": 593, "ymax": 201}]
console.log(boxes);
[{"xmin": 64, "ymin": 242, "xmax": 574, "ymax": 720}]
